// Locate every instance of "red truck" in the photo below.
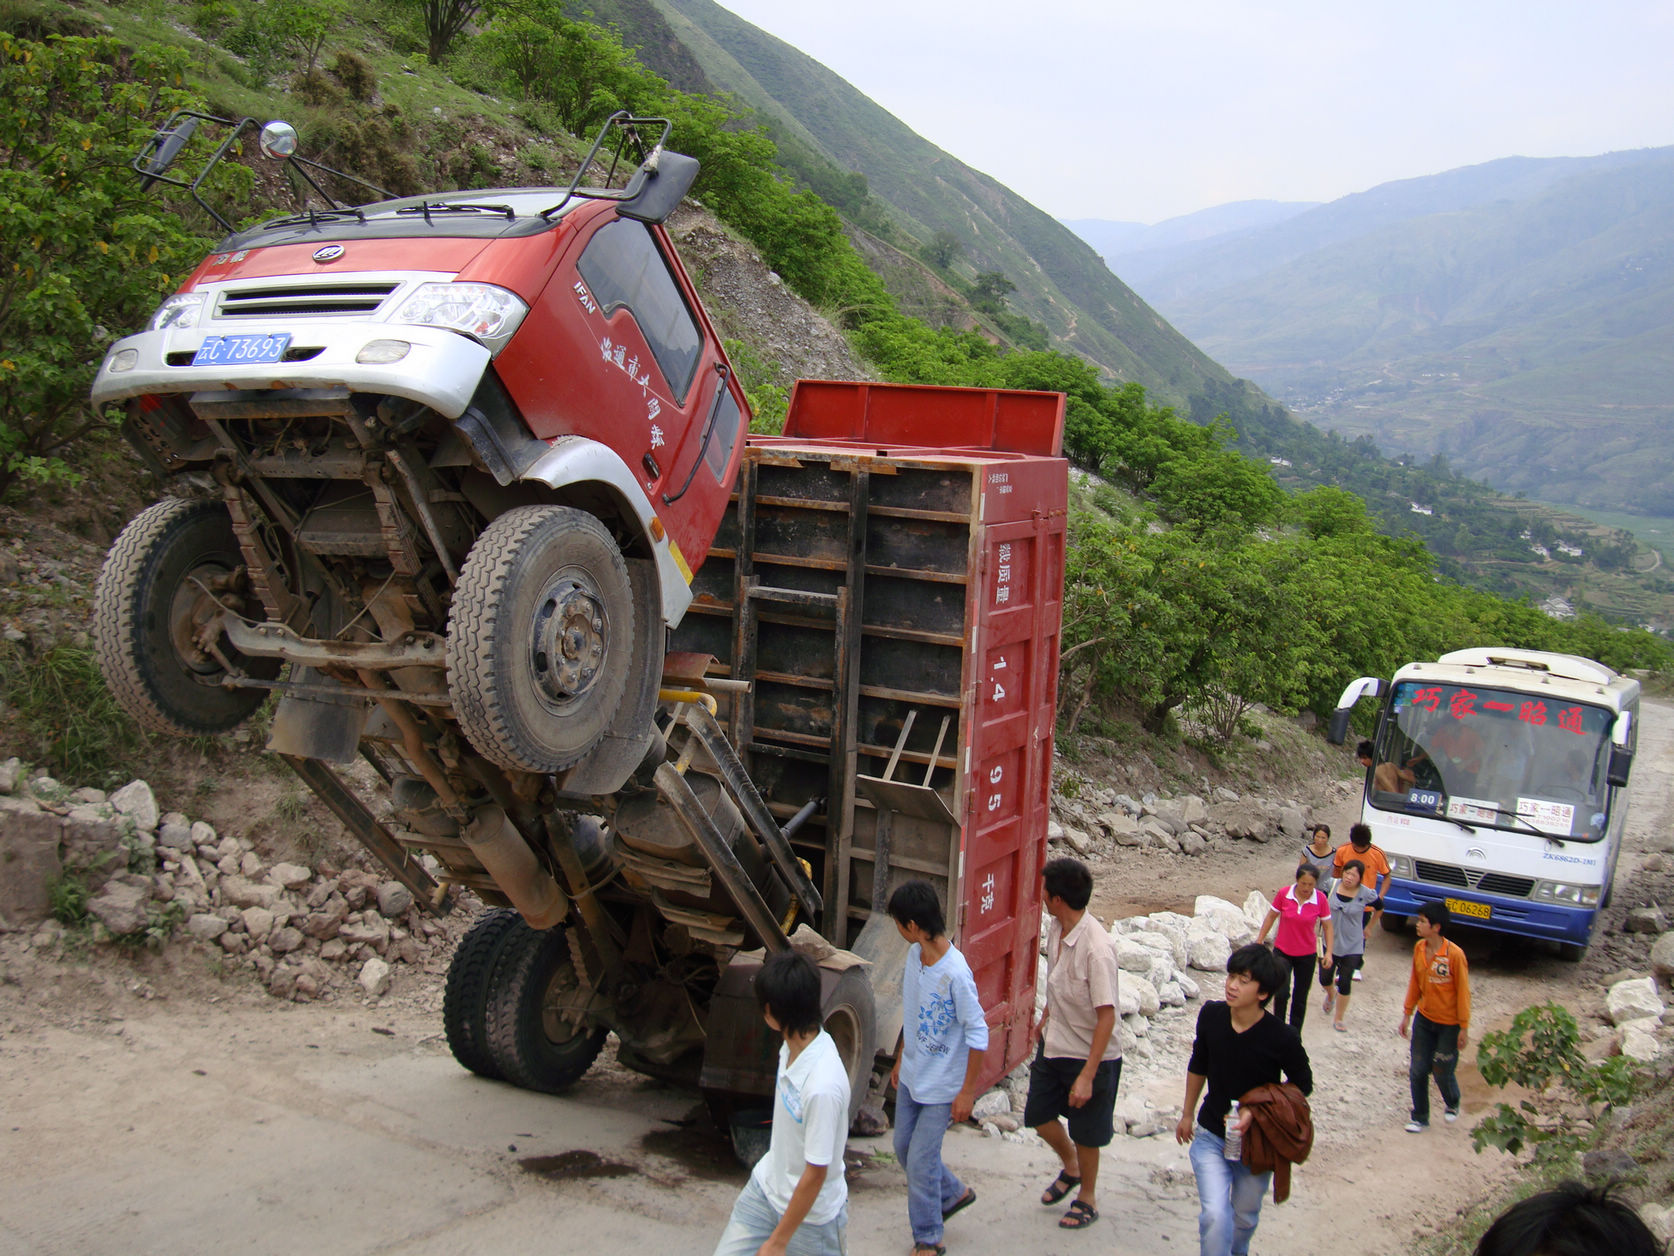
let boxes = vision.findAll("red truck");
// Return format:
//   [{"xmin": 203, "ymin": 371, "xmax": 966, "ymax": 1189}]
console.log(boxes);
[{"xmin": 90, "ymin": 114, "xmax": 1068, "ymax": 1149}]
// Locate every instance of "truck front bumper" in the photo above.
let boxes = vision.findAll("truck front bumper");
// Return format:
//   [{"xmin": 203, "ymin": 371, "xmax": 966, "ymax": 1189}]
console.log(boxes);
[
  {"xmin": 1383, "ymin": 878, "xmax": 1596, "ymax": 945},
  {"xmin": 91, "ymin": 323, "xmax": 492, "ymax": 419}
]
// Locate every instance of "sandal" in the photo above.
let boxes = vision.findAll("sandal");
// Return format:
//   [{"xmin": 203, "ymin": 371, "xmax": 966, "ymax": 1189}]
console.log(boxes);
[
  {"xmin": 1040, "ymin": 1170, "xmax": 1081, "ymax": 1206},
  {"xmin": 1059, "ymin": 1200, "xmax": 1099, "ymax": 1230},
  {"xmin": 912, "ymin": 1246, "xmax": 946, "ymax": 1256},
  {"xmin": 943, "ymin": 1186, "xmax": 977, "ymax": 1220}
]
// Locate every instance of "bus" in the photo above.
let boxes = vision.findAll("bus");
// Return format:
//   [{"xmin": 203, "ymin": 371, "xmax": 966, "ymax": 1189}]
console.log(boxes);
[{"xmin": 1327, "ymin": 648, "xmax": 1639, "ymax": 960}]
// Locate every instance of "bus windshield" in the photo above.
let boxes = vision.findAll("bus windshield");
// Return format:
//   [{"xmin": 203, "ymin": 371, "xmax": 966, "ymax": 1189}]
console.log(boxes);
[{"xmin": 1368, "ymin": 680, "xmax": 1612, "ymax": 840}]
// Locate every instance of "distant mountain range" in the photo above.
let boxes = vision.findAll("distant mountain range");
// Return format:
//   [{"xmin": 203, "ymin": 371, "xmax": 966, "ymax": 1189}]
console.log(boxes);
[{"xmin": 1071, "ymin": 149, "xmax": 1674, "ymax": 516}]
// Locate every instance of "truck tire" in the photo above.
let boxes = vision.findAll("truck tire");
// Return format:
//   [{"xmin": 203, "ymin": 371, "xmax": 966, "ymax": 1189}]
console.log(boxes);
[
  {"xmin": 447, "ymin": 506, "xmax": 635, "ymax": 775},
  {"xmin": 1556, "ymin": 941, "xmax": 1588, "ymax": 962},
  {"xmin": 93, "ymin": 498, "xmax": 279, "ymax": 735},
  {"xmin": 821, "ymin": 965, "xmax": 878, "ymax": 1129},
  {"xmin": 442, "ymin": 907, "xmax": 524, "ymax": 1080},
  {"xmin": 1380, "ymin": 913, "xmax": 1410, "ymax": 934},
  {"xmin": 483, "ymin": 922, "xmax": 608, "ymax": 1093}
]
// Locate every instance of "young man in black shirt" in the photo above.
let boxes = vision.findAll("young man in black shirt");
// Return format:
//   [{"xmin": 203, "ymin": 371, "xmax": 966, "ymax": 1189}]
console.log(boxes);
[{"xmin": 1174, "ymin": 943, "xmax": 1313, "ymax": 1256}]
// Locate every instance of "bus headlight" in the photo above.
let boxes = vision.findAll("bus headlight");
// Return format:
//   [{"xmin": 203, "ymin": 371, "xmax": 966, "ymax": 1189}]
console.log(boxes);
[
  {"xmin": 1389, "ymin": 854, "xmax": 1415, "ymax": 878},
  {"xmin": 1534, "ymin": 881, "xmax": 1600, "ymax": 907}
]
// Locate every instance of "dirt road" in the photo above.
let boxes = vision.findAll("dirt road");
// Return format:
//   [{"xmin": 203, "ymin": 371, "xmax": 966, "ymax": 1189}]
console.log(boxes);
[{"xmin": 3, "ymin": 701, "xmax": 1670, "ymax": 1256}]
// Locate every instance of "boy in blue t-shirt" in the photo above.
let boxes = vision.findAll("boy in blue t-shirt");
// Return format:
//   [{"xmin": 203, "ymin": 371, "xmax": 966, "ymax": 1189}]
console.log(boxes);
[{"xmin": 888, "ymin": 880, "xmax": 991, "ymax": 1256}]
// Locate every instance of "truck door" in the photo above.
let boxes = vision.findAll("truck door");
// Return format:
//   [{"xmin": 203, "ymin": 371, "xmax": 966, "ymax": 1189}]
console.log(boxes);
[{"xmin": 571, "ymin": 217, "xmax": 742, "ymax": 571}]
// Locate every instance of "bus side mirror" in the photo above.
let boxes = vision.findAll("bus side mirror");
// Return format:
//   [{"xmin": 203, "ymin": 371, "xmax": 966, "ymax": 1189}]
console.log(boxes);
[
  {"xmin": 1326, "ymin": 709, "xmax": 1352, "ymax": 746},
  {"xmin": 1607, "ymin": 746, "xmax": 1632, "ymax": 788}
]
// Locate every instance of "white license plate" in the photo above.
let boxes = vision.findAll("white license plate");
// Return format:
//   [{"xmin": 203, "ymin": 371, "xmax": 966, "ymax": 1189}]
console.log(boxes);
[{"xmin": 193, "ymin": 333, "xmax": 291, "ymax": 366}]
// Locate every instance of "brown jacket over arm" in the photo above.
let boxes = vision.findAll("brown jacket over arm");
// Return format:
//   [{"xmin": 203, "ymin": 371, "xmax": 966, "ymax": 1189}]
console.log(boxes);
[{"xmin": 1238, "ymin": 1082, "xmax": 1314, "ymax": 1203}]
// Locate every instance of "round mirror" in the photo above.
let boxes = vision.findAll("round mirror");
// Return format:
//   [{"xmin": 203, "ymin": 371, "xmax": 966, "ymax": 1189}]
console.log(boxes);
[{"xmin": 259, "ymin": 120, "xmax": 298, "ymax": 160}]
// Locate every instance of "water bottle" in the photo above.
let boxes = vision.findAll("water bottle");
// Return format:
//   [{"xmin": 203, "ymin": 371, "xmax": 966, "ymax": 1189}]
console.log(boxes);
[{"xmin": 1223, "ymin": 1101, "xmax": 1243, "ymax": 1161}]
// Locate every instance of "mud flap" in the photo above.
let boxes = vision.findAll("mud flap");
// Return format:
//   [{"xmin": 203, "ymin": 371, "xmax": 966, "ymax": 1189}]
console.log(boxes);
[{"xmin": 266, "ymin": 669, "xmax": 370, "ymax": 763}]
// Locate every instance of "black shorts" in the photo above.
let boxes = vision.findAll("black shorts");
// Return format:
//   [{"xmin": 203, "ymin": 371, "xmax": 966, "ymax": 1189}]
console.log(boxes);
[
  {"xmin": 1023, "ymin": 1043, "xmax": 1122, "ymax": 1147},
  {"xmin": 1318, "ymin": 953, "xmax": 1363, "ymax": 994}
]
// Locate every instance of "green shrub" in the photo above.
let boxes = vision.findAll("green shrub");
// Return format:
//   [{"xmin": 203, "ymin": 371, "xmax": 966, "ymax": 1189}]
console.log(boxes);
[
  {"xmin": 1473, "ymin": 1002, "xmax": 1636, "ymax": 1167},
  {"xmin": 0, "ymin": 34, "xmax": 221, "ymax": 497},
  {"xmin": 47, "ymin": 869, "xmax": 90, "ymax": 926}
]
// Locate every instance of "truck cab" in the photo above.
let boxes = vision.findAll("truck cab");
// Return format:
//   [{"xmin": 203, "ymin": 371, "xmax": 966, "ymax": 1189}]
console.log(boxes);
[{"xmin": 93, "ymin": 114, "xmax": 745, "ymax": 789}]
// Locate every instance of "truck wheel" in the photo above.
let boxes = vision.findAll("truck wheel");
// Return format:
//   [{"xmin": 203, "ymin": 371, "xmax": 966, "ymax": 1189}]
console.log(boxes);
[
  {"xmin": 1380, "ymin": 913, "xmax": 1410, "ymax": 934},
  {"xmin": 1556, "ymin": 941, "xmax": 1588, "ymax": 962},
  {"xmin": 447, "ymin": 506, "xmax": 635, "ymax": 775},
  {"xmin": 821, "ymin": 965, "xmax": 879, "ymax": 1129},
  {"xmin": 93, "ymin": 498, "xmax": 279, "ymax": 735},
  {"xmin": 442, "ymin": 907, "xmax": 524, "ymax": 1080},
  {"xmin": 484, "ymin": 921, "xmax": 608, "ymax": 1093}
]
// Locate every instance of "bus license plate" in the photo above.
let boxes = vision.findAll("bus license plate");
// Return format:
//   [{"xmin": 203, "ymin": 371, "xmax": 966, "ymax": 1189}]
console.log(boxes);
[
  {"xmin": 1445, "ymin": 897, "xmax": 1491, "ymax": 920},
  {"xmin": 193, "ymin": 333, "xmax": 291, "ymax": 366}
]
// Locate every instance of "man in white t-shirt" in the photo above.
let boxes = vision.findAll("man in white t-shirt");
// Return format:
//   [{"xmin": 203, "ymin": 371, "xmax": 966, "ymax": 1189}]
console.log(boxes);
[{"xmin": 714, "ymin": 949, "xmax": 851, "ymax": 1256}]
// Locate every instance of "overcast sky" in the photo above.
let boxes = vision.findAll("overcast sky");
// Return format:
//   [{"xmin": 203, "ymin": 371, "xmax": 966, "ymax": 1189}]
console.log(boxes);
[{"xmin": 714, "ymin": 0, "xmax": 1674, "ymax": 225}]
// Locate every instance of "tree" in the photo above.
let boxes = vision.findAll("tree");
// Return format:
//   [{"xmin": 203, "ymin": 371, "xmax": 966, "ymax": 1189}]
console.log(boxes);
[
  {"xmin": 422, "ymin": 0, "xmax": 483, "ymax": 61},
  {"xmin": 920, "ymin": 229, "xmax": 961, "ymax": 269},
  {"xmin": 969, "ymin": 270, "xmax": 1014, "ymax": 313},
  {"xmin": 0, "ymin": 35, "xmax": 219, "ymax": 498}
]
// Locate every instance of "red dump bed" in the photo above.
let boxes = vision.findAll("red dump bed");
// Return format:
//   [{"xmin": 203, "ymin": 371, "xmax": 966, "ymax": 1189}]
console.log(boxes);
[{"xmin": 671, "ymin": 381, "xmax": 1068, "ymax": 1088}]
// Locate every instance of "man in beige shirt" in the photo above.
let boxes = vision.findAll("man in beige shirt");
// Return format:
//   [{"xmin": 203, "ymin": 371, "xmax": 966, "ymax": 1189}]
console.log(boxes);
[{"xmin": 1024, "ymin": 856, "xmax": 1122, "ymax": 1232}]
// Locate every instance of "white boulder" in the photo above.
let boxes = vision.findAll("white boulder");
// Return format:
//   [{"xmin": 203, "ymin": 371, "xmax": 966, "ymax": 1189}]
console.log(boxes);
[{"xmin": 1607, "ymin": 977, "xmax": 1665, "ymax": 1026}]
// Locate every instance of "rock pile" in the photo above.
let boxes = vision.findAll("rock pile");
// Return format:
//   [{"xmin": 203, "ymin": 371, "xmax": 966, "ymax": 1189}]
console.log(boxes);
[
  {"xmin": 1049, "ymin": 784, "xmax": 1318, "ymax": 858},
  {"xmin": 0, "ymin": 766, "xmax": 462, "ymax": 1003},
  {"xmin": 975, "ymin": 892, "xmax": 1272, "ymax": 1142},
  {"xmin": 1604, "ymin": 974, "xmax": 1669, "ymax": 1063}
]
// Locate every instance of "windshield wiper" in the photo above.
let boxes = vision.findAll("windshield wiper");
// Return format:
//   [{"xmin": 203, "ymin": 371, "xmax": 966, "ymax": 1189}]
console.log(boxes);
[
  {"xmin": 396, "ymin": 201, "xmax": 515, "ymax": 222},
  {"xmin": 1474, "ymin": 804, "xmax": 1568, "ymax": 845},
  {"xmin": 262, "ymin": 207, "xmax": 367, "ymax": 230}
]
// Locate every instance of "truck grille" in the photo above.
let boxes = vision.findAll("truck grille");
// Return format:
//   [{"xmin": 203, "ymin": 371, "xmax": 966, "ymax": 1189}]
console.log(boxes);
[
  {"xmin": 1414, "ymin": 859, "xmax": 1534, "ymax": 898},
  {"xmin": 217, "ymin": 282, "xmax": 400, "ymax": 318}
]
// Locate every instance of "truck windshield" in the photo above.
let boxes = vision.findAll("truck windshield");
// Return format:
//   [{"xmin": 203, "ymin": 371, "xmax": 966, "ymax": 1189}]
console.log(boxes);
[{"xmin": 1369, "ymin": 680, "xmax": 1612, "ymax": 841}]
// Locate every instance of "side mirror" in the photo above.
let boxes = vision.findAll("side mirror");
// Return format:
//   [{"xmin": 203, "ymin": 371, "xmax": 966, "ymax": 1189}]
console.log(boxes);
[
  {"xmin": 1606, "ymin": 745, "xmax": 1633, "ymax": 788},
  {"xmin": 259, "ymin": 120, "xmax": 299, "ymax": 160},
  {"xmin": 1326, "ymin": 709, "xmax": 1353, "ymax": 746}
]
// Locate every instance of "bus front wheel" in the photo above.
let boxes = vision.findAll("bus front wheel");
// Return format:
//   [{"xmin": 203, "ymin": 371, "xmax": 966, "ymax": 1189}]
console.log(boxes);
[
  {"xmin": 1380, "ymin": 913, "xmax": 1409, "ymax": 934},
  {"xmin": 1556, "ymin": 941, "xmax": 1588, "ymax": 963}
]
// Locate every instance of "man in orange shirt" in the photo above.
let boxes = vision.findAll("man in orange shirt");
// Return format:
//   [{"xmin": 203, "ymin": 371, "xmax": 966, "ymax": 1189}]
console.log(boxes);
[{"xmin": 1398, "ymin": 901, "xmax": 1471, "ymax": 1132}]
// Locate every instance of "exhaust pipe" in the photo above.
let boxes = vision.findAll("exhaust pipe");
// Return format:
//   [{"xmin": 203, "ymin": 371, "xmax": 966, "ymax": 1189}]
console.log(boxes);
[{"xmin": 463, "ymin": 805, "xmax": 568, "ymax": 929}]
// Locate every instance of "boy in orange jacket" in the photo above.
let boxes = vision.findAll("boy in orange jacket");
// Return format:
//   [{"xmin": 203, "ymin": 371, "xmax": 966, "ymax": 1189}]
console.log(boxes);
[{"xmin": 1398, "ymin": 901, "xmax": 1471, "ymax": 1132}]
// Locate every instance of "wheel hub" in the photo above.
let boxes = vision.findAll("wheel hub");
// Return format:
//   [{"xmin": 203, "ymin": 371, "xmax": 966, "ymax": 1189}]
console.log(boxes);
[
  {"xmin": 539, "ymin": 959, "xmax": 592, "ymax": 1045},
  {"xmin": 167, "ymin": 562, "xmax": 234, "ymax": 676},
  {"xmin": 530, "ymin": 573, "xmax": 609, "ymax": 708}
]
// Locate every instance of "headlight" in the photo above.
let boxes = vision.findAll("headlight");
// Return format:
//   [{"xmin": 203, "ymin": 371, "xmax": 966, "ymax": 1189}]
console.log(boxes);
[
  {"xmin": 391, "ymin": 283, "xmax": 528, "ymax": 354},
  {"xmin": 1389, "ymin": 855, "xmax": 1415, "ymax": 878},
  {"xmin": 150, "ymin": 292, "xmax": 205, "ymax": 331},
  {"xmin": 1534, "ymin": 881, "xmax": 1599, "ymax": 906}
]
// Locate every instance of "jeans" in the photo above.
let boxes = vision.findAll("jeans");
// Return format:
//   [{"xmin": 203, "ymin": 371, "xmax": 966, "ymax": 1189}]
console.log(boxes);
[
  {"xmin": 713, "ymin": 1175, "xmax": 848, "ymax": 1256},
  {"xmin": 1277, "ymin": 949, "xmax": 1316, "ymax": 1030},
  {"xmin": 893, "ymin": 1087, "xmax": 967, "ymax": 1245},
  {"xmin": 1409, "ymin": 1012, "xmax": 1462, "ymax": 1125},
  {"xmin": 1188, "ymin": 1126, "xmax": 1271, "ymax": 1256}
]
